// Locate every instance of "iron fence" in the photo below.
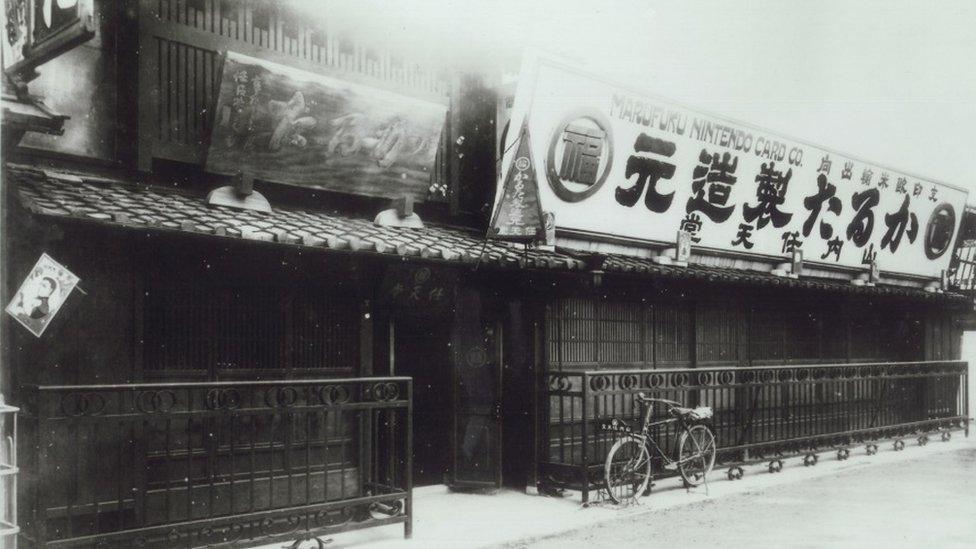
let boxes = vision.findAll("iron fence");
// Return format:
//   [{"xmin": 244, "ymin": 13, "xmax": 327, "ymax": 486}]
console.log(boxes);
[
  {"xmin": 541, "ymin": 361, "xmax": 969, "ymax": 503},
  {"xmin": 20, "ymin": 377, "xmax": 412, "ymax": 548}
]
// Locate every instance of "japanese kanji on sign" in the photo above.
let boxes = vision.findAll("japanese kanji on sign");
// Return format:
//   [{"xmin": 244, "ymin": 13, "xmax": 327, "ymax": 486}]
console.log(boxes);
[
  {"xmin": 488, "ymin": 121, "xmax": 546, "ymax": 241},
  {"xmin": 499, "ymin": 55, "xmax": 968, "ymax": 279}
]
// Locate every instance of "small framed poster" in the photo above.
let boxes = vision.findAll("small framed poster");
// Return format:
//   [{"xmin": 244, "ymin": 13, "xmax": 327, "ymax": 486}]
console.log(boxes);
[{"xmin": 5, "ymin": 253, "xmax": 80, "ymax": 337}]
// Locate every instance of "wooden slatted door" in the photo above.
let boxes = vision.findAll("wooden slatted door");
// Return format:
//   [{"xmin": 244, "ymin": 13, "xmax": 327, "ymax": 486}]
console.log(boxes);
[{"xmin": 449, "ymin": 288, "xmax": 503, "ymax": 489}]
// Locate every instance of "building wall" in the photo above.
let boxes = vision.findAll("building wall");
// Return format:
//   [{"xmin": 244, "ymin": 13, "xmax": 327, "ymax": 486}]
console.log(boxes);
[
  {"xmin": 3, "ymin": 210, "xmax": 136, "ymax": 388},
  {"xmin": 2, "ymin": 207, "xmax": 379, "ymax": 390}
]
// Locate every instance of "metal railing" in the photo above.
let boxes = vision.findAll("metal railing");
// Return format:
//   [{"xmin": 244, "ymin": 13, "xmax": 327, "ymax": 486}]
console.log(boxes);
[
  {"xmin": 541, "ymin": 361, "xmax": 969, "ymax": 503},
  {"xmin": 21, "ymin": 378, "xmax": 412, "ymax": 548}
]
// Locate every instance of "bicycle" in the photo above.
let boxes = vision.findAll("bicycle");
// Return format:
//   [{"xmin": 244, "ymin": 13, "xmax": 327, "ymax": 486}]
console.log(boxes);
[{"xmin": 601, "ymin": 393, "xmax": 716, "ymax": 504}]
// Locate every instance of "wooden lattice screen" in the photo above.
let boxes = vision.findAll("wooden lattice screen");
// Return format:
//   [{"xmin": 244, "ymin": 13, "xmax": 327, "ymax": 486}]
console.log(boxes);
[
  {"xmin": 950, "ymin": 239, "xmax": 976, "ymax": 291},
  {"xmin": 545, "ymin": 298, "xmax": 694, "ymax": 371},
  {"xmin": 545, "ymin": 296, "xmax": 903, "ymax": 370},
  {"xmin": 143, "ymin": 281, "xmax": 361, "ymax": 379}
]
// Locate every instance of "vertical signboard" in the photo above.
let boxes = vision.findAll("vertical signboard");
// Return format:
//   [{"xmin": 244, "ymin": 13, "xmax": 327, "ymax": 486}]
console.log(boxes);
[
  {"xmin": 499, "ymin": 56, "xmax": 968, "ymax": 279},
  {"xmin": 487, "ymin": 122, "xmax": 545, "ymax": 241}
]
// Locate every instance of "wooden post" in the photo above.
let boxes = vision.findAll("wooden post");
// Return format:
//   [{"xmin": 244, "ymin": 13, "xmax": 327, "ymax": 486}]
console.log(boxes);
[
  {"xmin": 448, "ymin": 75, "xmax": 463, "ymax": 216},
  {"xmin": 137, "ymin": 0, "xmax": 161, "ymax": 171},
  {"xmin": 359, "ymin": 297, "xmax": 374, "ymax": 503},
  {"xmin": 360, "ymin": 299, "xmax": 373, "ymax": 376},
  {"xmin": 527, "ymin": 307, "xmax": 542, "ymax": 495}
]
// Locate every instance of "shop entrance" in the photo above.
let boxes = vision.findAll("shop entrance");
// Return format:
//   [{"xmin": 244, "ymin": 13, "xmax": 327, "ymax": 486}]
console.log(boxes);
[{"xmin": 393, "ymin": 317, "xmax": 452, "ymax": 486}]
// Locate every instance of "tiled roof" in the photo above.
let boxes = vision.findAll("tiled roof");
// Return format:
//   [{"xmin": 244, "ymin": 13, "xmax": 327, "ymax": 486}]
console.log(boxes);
[
  {"xmin": 7, "ymin": 164, "xmax": 585, "ymax": 271},
  {"xmin": 6, "ymin": 164, "xmax": 966, "ymax": 303}
]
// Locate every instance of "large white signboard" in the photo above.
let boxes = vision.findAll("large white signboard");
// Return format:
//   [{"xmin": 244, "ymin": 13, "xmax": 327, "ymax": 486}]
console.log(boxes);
[{"xmin": 500, "ymin": 56, "xmax": 968, "ymax": 279}]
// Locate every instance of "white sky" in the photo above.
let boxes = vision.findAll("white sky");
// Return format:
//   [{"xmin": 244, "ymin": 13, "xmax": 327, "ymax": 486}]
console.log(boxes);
[{"xmin": 298, "ymin": 0, "xmax": 976, "ymax": 200}]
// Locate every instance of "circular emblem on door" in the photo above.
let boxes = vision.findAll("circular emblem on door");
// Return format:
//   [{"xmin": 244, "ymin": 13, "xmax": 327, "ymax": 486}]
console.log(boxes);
[
  {"xmin": 466, "ymin": 346, "xmax": 488, "ymax": 368},
  {"xmin": 546, "ymin": 109, "xmax": 613, "ymax": 203},
  {"xmin": 413, "ymin": 267, "xmax": 431, "ymax": 283},
  {"xmin": 924, "ymin": 203, "xmax": 956, "ymax": 260}
]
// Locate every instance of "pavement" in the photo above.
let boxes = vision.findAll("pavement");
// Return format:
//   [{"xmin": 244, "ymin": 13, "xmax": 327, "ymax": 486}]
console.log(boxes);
[
  {"xmin": 514, "ymin": 442, "xmax": 976, "ymax": 549},
  {"xmin": 261, "ymin": 432, "xmax": 976, "ymax": 549}
]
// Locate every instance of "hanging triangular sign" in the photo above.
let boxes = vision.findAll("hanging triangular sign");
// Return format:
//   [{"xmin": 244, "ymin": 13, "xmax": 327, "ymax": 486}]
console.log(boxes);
[{"xmin": 487, "ymin": 121, "xmax": 545, "ymax": 242}]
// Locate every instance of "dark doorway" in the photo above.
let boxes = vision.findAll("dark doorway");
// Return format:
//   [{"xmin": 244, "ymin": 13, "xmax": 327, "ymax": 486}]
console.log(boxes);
[
  {"xmin": 394, "ymin": 317, "xmax": 452, "ymax": 486},
  {"xmin": 501, "ymin": 302, "xmax": 534, "ymax": 490}
]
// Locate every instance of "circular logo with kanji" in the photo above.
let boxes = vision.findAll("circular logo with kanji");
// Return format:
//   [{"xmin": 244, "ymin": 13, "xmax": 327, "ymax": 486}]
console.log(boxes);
[
  {"xmin": 924, "ymin": 203, "xmax": 956, "ymax": 260},
  {"xmin": 546, "ymin": 109, "xmax": 614, "ymax": 203},
  {"xmin": 514, "ymin": 156, "xmax": 530, "ymax": 171}
]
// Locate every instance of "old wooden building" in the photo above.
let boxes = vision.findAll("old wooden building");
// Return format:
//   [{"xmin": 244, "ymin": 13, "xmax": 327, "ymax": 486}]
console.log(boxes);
[{"xmin": 1, "ymin": 1, "xmax": 971, "ymax": 547}]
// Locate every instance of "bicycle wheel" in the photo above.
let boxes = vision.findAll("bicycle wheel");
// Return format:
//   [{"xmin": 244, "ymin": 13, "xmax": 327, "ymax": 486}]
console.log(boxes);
[
  {"xmin": 604, "ymin": 436, "xmax": 652, "ymax": 504},
  {"xmin": 677, "ymin": 424, "xmax": 716, "ymax": 487}
]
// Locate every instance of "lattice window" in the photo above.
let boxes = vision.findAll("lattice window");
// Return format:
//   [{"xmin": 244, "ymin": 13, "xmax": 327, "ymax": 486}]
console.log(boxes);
[
  {"xmin": 144, "ymin": 281, "xmax": 359, "ymax": 376},
  {"xmin": 750, "ymin": 306, "xmax": 785, "ymax": 362},
  {"xmin": 597, "ymin": 300, "xmax": 644, "ymax": 364},
  {"xmin": 548, "ymin": 297, "xmax": 598, "ymax": 365},
  {"xmin": 950, "ymin": 240, "xmax": 976, "ymax": 291},
  {"xmin": 252, "ymin": 4, "xmax": 272, "ymax": 31},
  {"xmin": 654, "ymin": 301, "xmax": 691, "ymax": 366},
  {"xmin": 696, "ymin": 302, "xmax": 740, "ymax": 365},
  {"xmin": 546, "ymin": 296, "xmax": 690, "ymax": 369},
  {"xmin": 783, "ymin": 309, "xmax": 820, "ymax": 361},
  {"xmin": 850, "ymin": 314, "xmax": 883, "ymax": 362},
  {"xmin": 821, "ymin": 311, "xmax": 848, "ymax": 360}
]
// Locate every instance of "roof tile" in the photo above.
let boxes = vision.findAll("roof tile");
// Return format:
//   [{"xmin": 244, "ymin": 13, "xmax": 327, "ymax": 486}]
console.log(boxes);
[{"xmin": 5, "ymin": 164, "xmax": 963, "ymax": 303}]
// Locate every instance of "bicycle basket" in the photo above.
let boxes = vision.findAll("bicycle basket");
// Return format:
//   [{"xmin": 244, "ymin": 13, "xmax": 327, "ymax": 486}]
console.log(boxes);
[{"xmin": 687, "ymin": 406, "xmax": 713, "ymax": 421}]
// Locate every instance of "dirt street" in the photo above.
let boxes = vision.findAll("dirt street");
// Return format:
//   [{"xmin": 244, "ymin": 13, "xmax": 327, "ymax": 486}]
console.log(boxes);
[{"xmin": 505, "ymin": 448, "xmax": 976, "ymax": 548}]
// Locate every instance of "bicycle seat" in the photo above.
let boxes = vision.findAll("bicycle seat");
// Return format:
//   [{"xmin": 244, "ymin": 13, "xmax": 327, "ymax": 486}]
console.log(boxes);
[{"xmin": 671, "ymin": 406, "xmax": 695, "ymax": 416}]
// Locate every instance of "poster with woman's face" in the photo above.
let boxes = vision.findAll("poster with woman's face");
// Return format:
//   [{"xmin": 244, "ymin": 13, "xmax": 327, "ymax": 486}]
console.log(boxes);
[{"xmin": 5, "ymin": 253, "xmax": 79, "ymax": 337}]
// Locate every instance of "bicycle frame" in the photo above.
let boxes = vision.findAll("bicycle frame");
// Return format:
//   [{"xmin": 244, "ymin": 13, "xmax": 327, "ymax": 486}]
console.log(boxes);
[{"xmin": 635, "ymin": 401, "xmax": 704, "ymax": 468}]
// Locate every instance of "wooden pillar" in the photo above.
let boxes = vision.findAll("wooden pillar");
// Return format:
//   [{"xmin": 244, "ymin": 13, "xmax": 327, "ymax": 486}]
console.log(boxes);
[
  {"xmin": 528, "ymin": 300, "xmax": 543, "ymax": 494},
  {"xmin": 360, "ymin": 298, "xmax": 373, "ymax": 376},
  {"xmin": 136, "ymin": 0, "xmax": 161, "ymax": 172}
]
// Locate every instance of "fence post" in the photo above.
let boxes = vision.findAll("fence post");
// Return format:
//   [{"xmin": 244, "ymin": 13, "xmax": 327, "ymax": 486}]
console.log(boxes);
[
  {"xmin": 966, "ymin": 363, "xmax": 971, "ymax": 438},
  {"xmin": 404, "ymin": 378, "xmax": 413, "ymax": 539},
  {"xmin": 580, "ymin": 373, "xmax": 589, "ymax": 504},
  {"xmin": 29, "ymin": 388, "xmax": 47, "ymax": 547}
]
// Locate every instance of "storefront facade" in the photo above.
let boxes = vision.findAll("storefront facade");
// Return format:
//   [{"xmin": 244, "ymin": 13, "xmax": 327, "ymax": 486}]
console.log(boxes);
[{"xmin": 1, "ymin": 1, "xmax": 972, "ymax": 547}]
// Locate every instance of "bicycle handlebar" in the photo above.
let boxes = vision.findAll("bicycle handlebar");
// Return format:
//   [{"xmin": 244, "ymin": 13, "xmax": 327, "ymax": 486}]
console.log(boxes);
[{"xmin": 635, "ymin": 393, "xmax": 682, "ymax": 407}]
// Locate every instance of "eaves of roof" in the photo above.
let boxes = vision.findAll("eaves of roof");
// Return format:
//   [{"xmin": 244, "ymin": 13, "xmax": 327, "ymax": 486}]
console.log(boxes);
[{"xmin": 6, "ymin": 164, "xmax": 966, "ymax": 305}]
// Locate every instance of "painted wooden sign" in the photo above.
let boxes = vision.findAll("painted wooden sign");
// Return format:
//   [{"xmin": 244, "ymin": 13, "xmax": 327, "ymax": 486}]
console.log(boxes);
[
  {"xmin": 379, "ymin": 265, "xmax": 457, "ymax": 311},
  {"xmin": 206, "ymin": 51, "xmax": 447, "ymax": 202}
]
